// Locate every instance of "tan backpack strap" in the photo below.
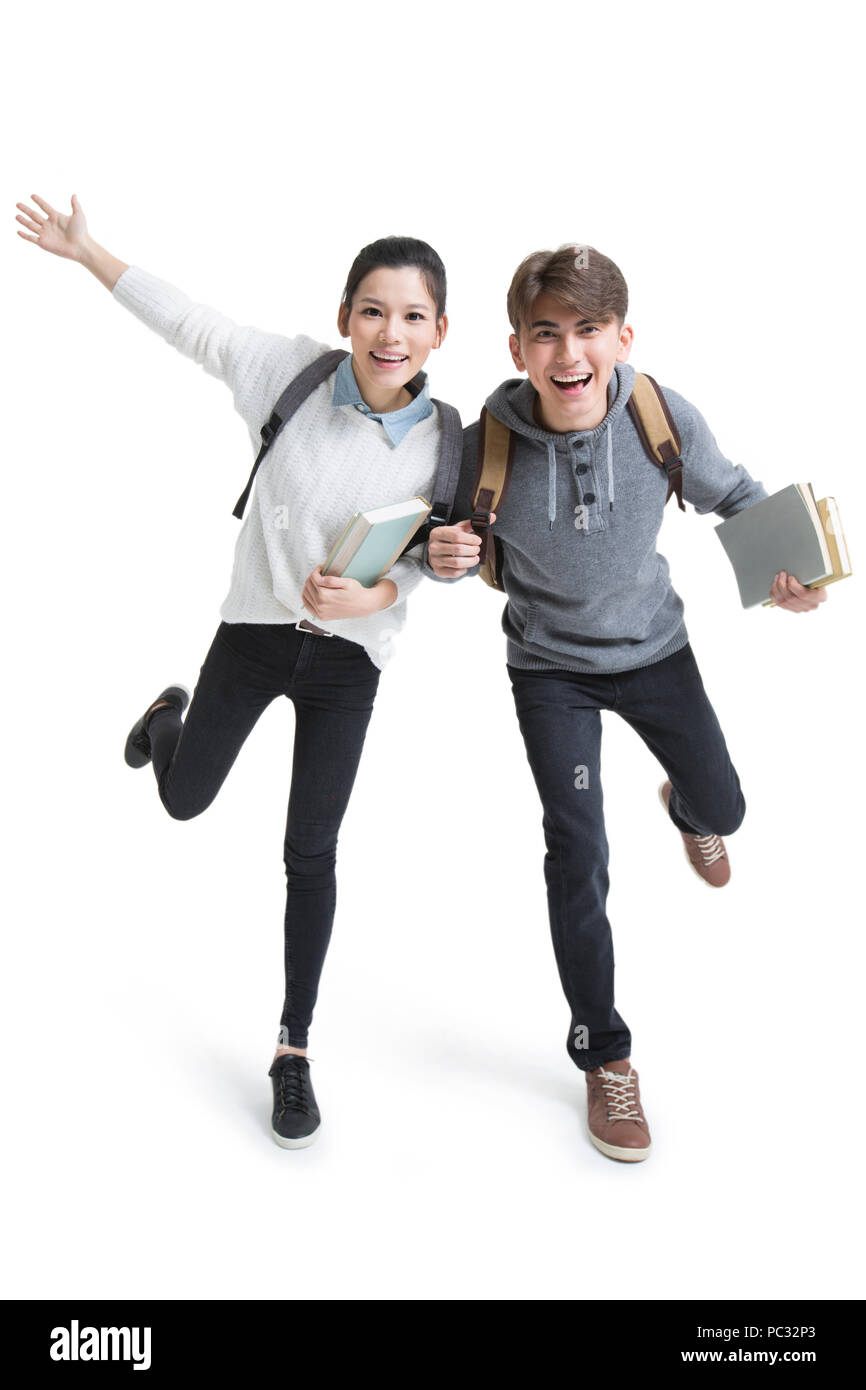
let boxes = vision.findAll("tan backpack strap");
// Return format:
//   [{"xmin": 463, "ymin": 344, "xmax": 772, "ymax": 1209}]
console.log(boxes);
[
  {"xmin": 471, "ymin": 407, "xmax": 515, "ymax": 565},
  {"xmin": 627, "ymin": 373, "xmax": 685, "ymax": 511}
]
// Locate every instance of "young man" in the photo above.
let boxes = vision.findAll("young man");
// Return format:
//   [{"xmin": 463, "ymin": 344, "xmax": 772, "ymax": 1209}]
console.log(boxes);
[{"xmin": 424, "ymin": 245, "xmax": 825, "ymax": 1163}]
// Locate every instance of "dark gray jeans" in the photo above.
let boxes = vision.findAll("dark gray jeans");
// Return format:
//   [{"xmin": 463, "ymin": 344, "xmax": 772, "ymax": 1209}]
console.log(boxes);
[
  {"xmin": 507, "ymin": 642, "xmax": 745, "ymax": 1071},
  {"xmin": 146, "ymin": 621, "xmax": 381, "ymax": 1048}
]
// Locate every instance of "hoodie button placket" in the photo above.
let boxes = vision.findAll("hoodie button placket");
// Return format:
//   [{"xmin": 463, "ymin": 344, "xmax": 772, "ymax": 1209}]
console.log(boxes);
[
  {"xmin": 570, "ymin": 439, "xmax": 605, "ymax": 532},
  {"xmin": 573, "ymin": 443, "xmax": 594, "ymax": 506}
]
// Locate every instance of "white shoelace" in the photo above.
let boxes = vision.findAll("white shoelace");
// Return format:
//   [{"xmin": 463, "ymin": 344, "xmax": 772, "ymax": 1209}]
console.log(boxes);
[
  {"xmin": 690, "ymin": 833, "xmax": 726, "ymax": 867},
  {"xmin": 599, "ymin": 1069, "xmax": 643, "ymax": 1122}
]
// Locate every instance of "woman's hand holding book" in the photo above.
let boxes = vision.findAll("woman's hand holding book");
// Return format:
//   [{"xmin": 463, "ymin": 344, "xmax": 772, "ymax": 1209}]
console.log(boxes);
[{"xmin": 301, "ymin": 566, "xmax": 397, "ymax": 620}]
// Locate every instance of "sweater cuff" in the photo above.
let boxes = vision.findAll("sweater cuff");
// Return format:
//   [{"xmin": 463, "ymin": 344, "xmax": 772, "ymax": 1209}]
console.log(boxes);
[
  {"xmin": 420, "ymin": 537, "xmax": 470, "ymax": 584},
  {"xmin": 382, "ymin": 553, "xmax": 425, "ymax": 607}
]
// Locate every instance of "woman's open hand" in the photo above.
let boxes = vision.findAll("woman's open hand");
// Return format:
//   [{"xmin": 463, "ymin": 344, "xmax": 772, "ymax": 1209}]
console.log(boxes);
[{"xmin": 15, "ymin": 193, "xmax": 91, "ymax": 262}]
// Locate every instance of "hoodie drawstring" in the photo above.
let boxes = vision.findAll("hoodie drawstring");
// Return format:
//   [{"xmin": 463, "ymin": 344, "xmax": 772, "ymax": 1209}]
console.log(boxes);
[
  {"xmin": 607, "ymin": 428, "xmax": 614, "ymax": 512},
  {"xmin": 547, "ymin": 440, "xmax": 557, "ymax": 530}
]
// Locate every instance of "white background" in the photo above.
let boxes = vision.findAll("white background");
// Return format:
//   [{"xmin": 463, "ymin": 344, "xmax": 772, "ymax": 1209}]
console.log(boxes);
[{"xmin": 3, "ymin": 0, "xmax": 864, "ymax": 1301}]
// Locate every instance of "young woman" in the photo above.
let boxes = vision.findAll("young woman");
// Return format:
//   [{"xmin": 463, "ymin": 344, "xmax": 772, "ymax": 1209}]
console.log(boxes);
[{"xmin": 16, "ymin": 192, "xmax": 482, "ymax": 1150}]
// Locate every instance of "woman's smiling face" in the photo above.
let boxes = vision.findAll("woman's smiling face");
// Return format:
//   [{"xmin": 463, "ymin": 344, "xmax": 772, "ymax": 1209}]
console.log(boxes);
[{"xmin": 338, "ymin": 265, "xmax": 447, "ymax": 411}]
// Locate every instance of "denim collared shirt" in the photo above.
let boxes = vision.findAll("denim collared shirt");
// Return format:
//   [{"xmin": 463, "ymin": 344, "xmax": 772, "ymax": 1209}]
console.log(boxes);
[{"xmin": 331, "ymin": 354, "xmax": 433, "ymax": 445}]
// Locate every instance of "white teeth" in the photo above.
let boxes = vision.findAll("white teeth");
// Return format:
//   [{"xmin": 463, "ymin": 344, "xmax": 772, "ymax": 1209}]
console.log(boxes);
[
  {"xmin": 372, "ymin": 352, "xmax": 407, "ymax": 361},
  {"xmin": 553, "ymin": 373, "xmax": 590, "ymax": 383}
]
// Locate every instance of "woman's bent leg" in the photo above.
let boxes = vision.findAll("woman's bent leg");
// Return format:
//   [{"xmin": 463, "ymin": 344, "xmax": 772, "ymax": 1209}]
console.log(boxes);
[
  {"xmin": 148, "ymin": 622, "xmax": 285, "ymax": 820},
  {"xmin": 278, "ymin": 639, "xmax": 381, "ymax": 1049}
]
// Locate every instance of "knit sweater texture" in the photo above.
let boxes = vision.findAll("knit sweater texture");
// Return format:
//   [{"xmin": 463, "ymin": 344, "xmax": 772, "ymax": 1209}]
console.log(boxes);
[
  {"xmin": 423, "ymin": 363, "xmax": 769, "ymax": 674},
  {"xmin": 112, "ymin": 265, "xmax": 445, "ymax": 670}
]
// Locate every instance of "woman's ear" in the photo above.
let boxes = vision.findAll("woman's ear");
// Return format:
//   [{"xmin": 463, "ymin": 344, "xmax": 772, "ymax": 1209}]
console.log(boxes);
[{"xmin": 336, "ymin": 303, "xmax": 350, "ymax": 338}]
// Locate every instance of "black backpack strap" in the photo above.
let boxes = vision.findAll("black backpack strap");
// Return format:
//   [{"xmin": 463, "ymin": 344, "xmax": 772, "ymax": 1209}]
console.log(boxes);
[
  {"xmin": 426, "ymin": 398, "xmax": 463, "ymax": 529},
  {"xmin": 232, "ymin": 348, "xmax": 349, "ymax": 520},
  {"xmin": 403, "ymin": 370, "xmax": 427, "ymax": 399},
  {"xmin": 397, "ymin": 397, "xmax": 463, "ymax": 557}
]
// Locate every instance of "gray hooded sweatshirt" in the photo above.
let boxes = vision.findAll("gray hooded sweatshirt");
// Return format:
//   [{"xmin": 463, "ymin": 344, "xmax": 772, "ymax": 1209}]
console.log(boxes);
[{"xmin": 422, "ymin": 362, "xmax": 768, "ymax": 674}]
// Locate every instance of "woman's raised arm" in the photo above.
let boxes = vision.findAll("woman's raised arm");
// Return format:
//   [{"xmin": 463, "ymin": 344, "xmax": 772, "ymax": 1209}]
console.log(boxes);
[
  {"xmin": 16, "ymin": 192, "xmax": 329, "ymax": 431},
  {"xmin": 16, "ymin": 193, "xmax": 129, "ymax": 291}
]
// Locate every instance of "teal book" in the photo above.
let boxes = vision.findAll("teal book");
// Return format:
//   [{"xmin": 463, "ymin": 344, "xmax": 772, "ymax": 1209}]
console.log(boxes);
[{"xmin": 322, "ymin": 496, "xmax": 432, "ymax": 587}]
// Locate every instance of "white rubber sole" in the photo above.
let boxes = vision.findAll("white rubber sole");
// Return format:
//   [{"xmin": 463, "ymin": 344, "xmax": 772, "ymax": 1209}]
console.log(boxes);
[
  {"xmin": 271, "ymin": 1123, "xmax": 320, "ymax": 1150},
  {"xmin": 588, "ymin": 1129, "xmax": 652, "ymax": 1162}
]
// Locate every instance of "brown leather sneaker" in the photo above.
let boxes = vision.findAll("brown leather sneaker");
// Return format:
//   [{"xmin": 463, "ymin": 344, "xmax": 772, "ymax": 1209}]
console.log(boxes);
[
  {"xmin": 585, "ymin": 1058, "xmax": 652, "ymax": 1162},
  {"xmin": 659, "ymin": 781, "xmax": 731, "ymax": 887}
]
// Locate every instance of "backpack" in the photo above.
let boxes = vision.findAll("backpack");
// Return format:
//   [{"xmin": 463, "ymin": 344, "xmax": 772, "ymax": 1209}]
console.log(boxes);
[
  {"xmin": 232, "ymin": 349, "xmax": 463, "ymax": 560},
  {"xmin": 470, "ymin": 372, "xmax": 685, "ymax": 591}
]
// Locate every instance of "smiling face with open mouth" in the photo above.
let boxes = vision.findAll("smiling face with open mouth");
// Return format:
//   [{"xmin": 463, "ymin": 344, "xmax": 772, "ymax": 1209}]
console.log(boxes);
[
  {"xmin": 509, "ymin": 291, "xmax": 633, "ymax": 433},
  {"xmin": 337, "ymin": 265, "xmax": 447, "ymax": 415}
]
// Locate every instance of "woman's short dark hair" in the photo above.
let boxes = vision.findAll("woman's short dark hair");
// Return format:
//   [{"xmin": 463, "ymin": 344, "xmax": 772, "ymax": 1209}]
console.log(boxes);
[{"xmin": 341, "ymin": 236, "xmax": 447, "ymax": 321}]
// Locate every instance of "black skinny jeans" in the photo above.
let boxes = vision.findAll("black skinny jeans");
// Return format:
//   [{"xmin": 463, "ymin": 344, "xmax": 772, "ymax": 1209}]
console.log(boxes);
[
  {"xmin": 508, "ymin": 642, "xmax": 746, "ymax": 1072},
  {"xmin": 145, "ymin": 621, "xmax": 381, "ymax": 1048}
]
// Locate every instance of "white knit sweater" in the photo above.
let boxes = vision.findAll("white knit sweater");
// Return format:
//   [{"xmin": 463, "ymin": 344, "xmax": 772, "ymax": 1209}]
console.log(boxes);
[{"xmin": 112, "ymin": 266, "xmax": 443, "ymax": 670}]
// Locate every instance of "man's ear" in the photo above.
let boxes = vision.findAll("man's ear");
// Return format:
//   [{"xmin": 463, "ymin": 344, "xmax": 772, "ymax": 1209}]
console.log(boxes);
[
  {"xmin": 336, "ymin": 303, "xmax": 350, "ymax": 338},
  {"xmin": 509, "ymin": 332, "xmax": 526, "ymax": 373},
  {"xmin": 616, "ymin": 322, "xmax": 634, "ymax": 363}
]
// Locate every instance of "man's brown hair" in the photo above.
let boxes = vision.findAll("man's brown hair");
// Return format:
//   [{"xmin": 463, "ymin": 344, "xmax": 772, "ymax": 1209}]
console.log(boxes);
[{"xmin": 507, "ymin": 244, "xmax": 628, "ymax": 339}]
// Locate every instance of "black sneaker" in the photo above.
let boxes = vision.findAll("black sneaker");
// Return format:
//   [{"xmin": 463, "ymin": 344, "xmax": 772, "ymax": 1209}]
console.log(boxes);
[
  {"xmin": 268, "ymin": 1054, "xmax": 321, "ymax": 1149},
  {"xmin": 124, "ymin": 685, "xmax": 191, "ymax": 768}
]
